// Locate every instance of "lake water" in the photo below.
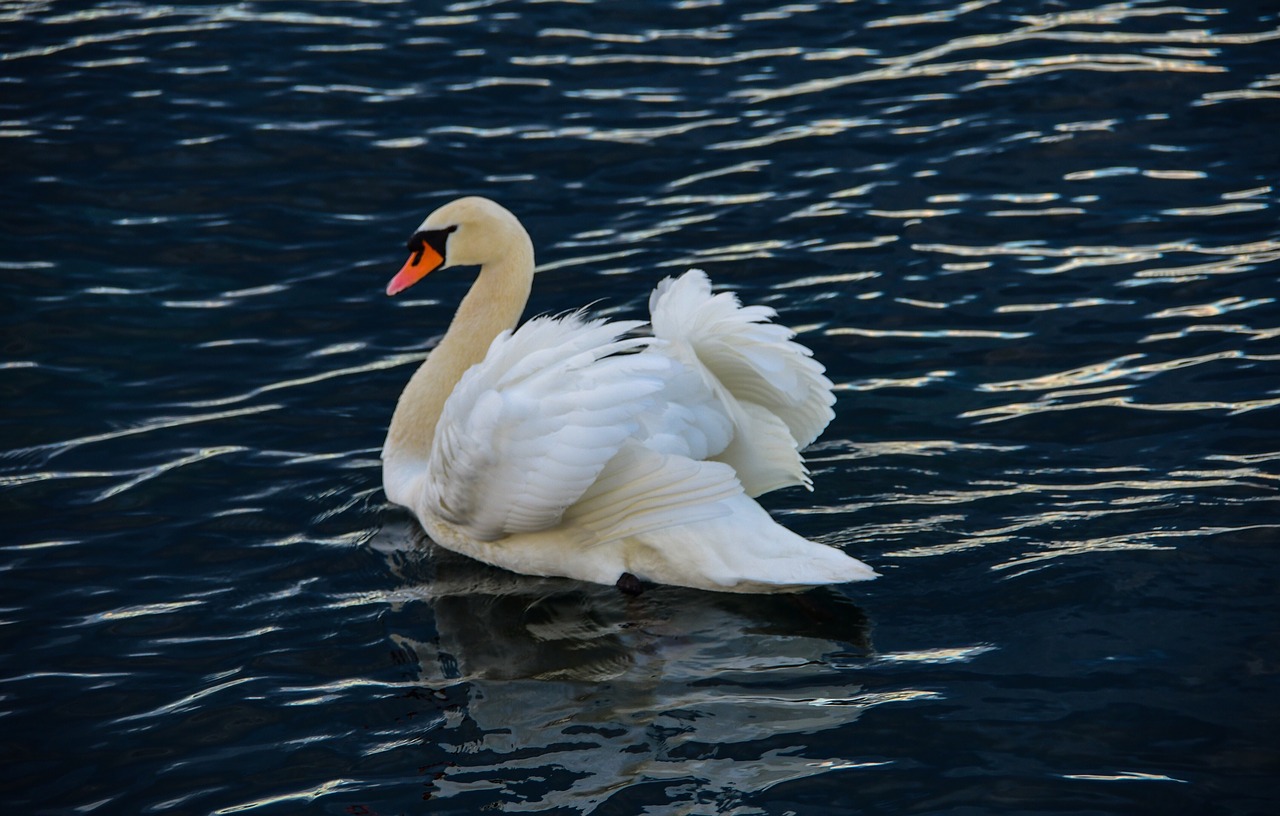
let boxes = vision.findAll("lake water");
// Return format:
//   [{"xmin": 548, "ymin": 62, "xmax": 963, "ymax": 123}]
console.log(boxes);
[{"xmin": 3, "ymin": 0, "xmax": 1279, "ymax": 813}]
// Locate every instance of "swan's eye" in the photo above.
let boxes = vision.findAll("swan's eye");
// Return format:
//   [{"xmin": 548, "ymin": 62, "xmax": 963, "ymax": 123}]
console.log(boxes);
[{"xmin": 406, "ymin": 226, "xmax": 457, "ymax": 266}]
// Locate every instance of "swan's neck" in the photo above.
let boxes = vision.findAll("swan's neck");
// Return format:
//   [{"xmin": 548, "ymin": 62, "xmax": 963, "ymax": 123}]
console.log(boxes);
[{"xmin": 384, "ymin": 242, "xmax": 534, "ymax": 468}]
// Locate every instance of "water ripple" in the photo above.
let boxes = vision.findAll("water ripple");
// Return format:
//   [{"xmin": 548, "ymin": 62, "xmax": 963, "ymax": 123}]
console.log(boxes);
[{"xmin": 4, "ymin": 0, "xmax": 1279, "ymax": 813}]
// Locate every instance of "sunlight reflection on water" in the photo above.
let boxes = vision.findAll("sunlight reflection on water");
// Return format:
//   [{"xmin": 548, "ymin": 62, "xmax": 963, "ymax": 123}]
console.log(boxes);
[{"xmin": 2, "ymin": 0, "xmax": 1278, "ymax": 813}]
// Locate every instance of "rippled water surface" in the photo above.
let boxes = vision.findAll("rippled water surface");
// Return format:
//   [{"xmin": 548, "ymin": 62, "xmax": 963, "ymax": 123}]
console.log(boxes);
[{"xmin": 4, "ymin": 0, "xmax": 1279, "ymax": 813}]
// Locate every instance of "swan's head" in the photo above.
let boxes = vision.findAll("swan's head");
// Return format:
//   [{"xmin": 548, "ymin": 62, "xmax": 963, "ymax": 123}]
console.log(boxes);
[{"xmin": 386, "ymin": 196, "xmax": 530, "ymax": 296}]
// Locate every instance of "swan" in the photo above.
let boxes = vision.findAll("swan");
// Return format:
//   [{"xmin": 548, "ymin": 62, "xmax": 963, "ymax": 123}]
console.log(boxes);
[{"xmin": 381, "ymin": 196, "xmax": 877, "ymax": 593}]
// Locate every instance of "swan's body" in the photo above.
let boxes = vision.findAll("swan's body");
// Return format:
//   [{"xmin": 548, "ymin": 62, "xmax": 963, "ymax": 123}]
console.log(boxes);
[{"xmin": 382, "ymin": 197, "xmax": 876, "ymax": 593}]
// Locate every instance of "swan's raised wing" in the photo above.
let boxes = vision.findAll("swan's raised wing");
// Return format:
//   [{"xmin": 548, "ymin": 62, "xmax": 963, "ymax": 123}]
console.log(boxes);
[
  {"xmin": 631, "ymin": 354, "xmax": 735, "ymax": 462},
  {"xmin": 649, "ymin": 269, "xmax": 836, "ymax": 495},
  {"xmin": 423, "ymin": 314, "xmax": 669, "ymax": 542},
  {"xmin": 650, "ymin": 269, "xmax": 835, "ymax": 447}
]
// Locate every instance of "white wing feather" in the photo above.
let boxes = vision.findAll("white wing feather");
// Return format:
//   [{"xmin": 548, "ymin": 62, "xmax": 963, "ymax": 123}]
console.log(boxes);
[
  {"xmin": 566, "ymin": 442, "xmax": 743, "ymax": 544},
  {"xmin": 649, "ymin": 269, "xmax": 836, "ymax": 495},
  {"xmin": 711, "ymin": 400, "xmax": 811, "ymax": 496},
  {"xmin": 650, "ymin": 269, "xmax": 835, "ymax": 449},
  {"xmin": 425, "ymin": 314, "xmax": 669, "ymax": 541},
  {"xmin": 631, "ymin": 353, "xmax": 735, "ymax": 462}
]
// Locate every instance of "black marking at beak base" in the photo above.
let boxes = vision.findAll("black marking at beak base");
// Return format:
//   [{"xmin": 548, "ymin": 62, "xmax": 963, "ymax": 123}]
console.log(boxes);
[{"xmin": 406, "ymin": 226, "xmax": 458, "ymax": 266}]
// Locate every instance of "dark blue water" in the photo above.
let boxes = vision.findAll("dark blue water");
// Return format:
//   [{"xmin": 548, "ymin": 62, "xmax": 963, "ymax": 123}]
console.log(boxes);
[{"xmin": 3, "ymin": 1, "xmax": 1279, "ymax": 813}]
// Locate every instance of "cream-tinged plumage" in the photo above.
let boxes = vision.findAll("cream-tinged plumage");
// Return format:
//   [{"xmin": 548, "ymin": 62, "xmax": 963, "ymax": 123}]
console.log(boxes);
[{"xmin": 382, "ymin": 196, "xmax": 877, "ymax": 593}]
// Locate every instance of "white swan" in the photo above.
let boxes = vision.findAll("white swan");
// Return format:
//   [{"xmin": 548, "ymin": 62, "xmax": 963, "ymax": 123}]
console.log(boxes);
[{"xmin": 382, "ymin": 197, "xmax": 877, "ymax": 593}]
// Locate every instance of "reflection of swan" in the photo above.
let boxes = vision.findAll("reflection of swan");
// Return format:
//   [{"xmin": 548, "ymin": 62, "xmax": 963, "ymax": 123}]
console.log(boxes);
[
  {"xmin": 382, "ymin": 197, "xmax": 876, "ymax": 592},
  {"xmin": 370, "ymin": 529, "xmax": 879, "ymax": 812}
]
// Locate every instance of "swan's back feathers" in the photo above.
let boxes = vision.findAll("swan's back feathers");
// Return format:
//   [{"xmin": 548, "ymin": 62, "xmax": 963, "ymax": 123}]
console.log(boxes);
[
  {"xmin": 649, "ymin": 269, "xmax": 836, "ymax": 451},
  {"xmin": 426, "ymin": 313, "xmax": 668, "ymax": 541}
]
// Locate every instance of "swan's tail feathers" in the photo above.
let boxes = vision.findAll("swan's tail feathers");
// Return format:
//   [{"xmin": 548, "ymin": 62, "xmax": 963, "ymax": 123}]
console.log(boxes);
[
  {"xmin": 565, "ymin": 443, "xmax": 744, "ymax": 545},
  {"xmin": 631, "ymin": 494, "xmax": 879, "ymax": 592},
  {"xmin": 649, "ymin": 269, "xmax": 836, "ymax": 452}
]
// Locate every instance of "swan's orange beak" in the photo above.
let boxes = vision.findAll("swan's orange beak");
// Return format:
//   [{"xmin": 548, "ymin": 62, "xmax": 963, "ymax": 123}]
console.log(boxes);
[{"xmin": 386, "ymin": 243, "xmax": 444, "ymax": 296}]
